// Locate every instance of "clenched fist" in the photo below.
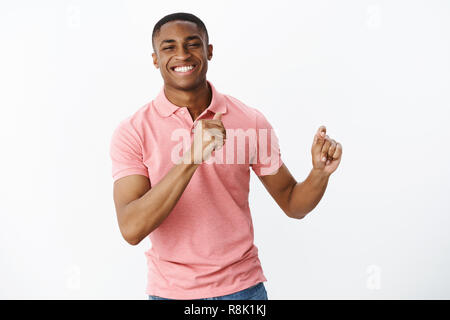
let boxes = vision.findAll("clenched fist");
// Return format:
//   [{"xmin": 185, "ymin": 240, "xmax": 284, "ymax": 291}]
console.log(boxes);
[
  {"xmin": 311, "ymin": 125, "xmax": 342, "ymax": 176},
  {"xmin": 182, "ymin": 112, "xmax": 227, "ymax": 164}
]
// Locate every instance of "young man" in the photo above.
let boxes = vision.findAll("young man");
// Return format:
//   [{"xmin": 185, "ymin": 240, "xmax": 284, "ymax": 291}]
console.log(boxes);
[{"xmin": 110, "ymin": 12, "xmax": 342, "ymax": 300}]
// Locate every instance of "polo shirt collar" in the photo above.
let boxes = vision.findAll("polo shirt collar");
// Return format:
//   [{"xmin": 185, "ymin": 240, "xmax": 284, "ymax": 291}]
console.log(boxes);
[{"xmin": 154, "ymin": 80, "xmax": 227, "ymax": 118}]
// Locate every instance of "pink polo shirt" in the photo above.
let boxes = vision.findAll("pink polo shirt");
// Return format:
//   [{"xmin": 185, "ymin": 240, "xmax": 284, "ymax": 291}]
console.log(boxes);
[{"xmin": 110, "ymin": 80, "xmax": 283, "ymax": 299}]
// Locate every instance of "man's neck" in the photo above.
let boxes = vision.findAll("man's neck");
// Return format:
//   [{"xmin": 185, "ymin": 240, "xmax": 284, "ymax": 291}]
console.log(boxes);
[{"xmin": 164, "ymin": 81, "xmax": 212, "ymax": 121}]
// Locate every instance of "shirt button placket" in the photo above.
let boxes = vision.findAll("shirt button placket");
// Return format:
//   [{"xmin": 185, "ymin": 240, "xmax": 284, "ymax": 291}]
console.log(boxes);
[
  {"xmin": 191, "ymin": 113, "xmax": 197, "ymax": 134},
  {"xmin": 179, "ymin": 107, "xmax": 195, "ymax": 134}
]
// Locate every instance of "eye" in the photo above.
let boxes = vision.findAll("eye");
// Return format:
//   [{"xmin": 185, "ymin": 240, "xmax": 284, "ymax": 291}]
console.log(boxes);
[
  {"xmin": 162, "ymin": 46, "xmax": 174, "ymax": 50},
  {"xmin": 188, "ymin": 43, "xmax": 201, "ymax": 48}
]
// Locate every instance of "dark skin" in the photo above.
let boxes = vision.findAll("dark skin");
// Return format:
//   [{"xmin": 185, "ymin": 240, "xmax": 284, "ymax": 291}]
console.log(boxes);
[
  {"xmin": 151, "ymin": 20, "xmax": 213, "ymax": 121},
  {"xmin": 113, "ymin": 20, "xmax": 342, "ymax": 245}
]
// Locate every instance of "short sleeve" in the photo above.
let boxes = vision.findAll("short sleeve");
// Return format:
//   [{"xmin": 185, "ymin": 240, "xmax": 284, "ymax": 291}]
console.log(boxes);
[
  {"xmin": 109, "ymin": 119, "xmax": 149, "ymax": 182},
  {"xmin": 250, "ymin": 109, "xmax": 283, "ymax": 176}
]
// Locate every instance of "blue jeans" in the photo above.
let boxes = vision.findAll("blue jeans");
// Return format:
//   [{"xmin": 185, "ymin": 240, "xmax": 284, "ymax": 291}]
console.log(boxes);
[{"xmin": 148, "ymin": 282, "xmax": 268, "ymax": 300}]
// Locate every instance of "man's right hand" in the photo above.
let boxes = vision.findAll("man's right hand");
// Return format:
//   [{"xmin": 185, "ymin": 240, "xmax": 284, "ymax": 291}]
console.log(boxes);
[{"xmin": 183, "ymin": 112, "xmax": 226, "ymax": 164}]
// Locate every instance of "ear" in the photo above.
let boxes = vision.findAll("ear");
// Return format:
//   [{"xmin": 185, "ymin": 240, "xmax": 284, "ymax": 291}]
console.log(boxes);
[
  {"xmin": 152, "ymin": 52, "xmax": 159, "ymax": 69},
  {"xmin": 207, "ymin": 44, "xmax": 213, "ymax": 60}
]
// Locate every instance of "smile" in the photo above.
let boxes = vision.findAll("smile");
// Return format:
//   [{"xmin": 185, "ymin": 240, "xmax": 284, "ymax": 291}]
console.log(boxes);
[{"xmin": 171, "ymin": 64, "xmax": 197, "ymax": 75}]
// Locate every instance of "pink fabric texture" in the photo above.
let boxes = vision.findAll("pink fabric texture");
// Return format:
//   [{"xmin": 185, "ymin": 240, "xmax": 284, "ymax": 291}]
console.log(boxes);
[{"xmin": 110, "ymin": 80, "xmax": 283, "ymax": 299}]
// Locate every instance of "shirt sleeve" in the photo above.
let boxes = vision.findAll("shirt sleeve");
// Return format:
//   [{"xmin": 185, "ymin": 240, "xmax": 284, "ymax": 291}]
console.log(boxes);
[
  {"xmin": 109, "ymin": 119, "xmax": 149, "ymax": 182},
  {"xmin": 250, "ymin": 109, "xmax": 284, "ymax": 176}
]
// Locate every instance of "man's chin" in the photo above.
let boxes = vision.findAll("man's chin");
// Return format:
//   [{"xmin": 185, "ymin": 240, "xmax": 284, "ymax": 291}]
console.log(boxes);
[{"xmin": 165, "ymin": 76, "xmax": 205, "ymax": 91}]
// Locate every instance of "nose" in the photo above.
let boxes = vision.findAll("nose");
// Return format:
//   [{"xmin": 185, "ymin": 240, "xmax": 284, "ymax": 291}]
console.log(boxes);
[{"xmin": 174, "ymin": 45, "xmax": 192, "ymax": 60}]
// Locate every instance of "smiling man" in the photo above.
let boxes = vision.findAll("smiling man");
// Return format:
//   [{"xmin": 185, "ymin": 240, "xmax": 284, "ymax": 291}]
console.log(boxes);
[{"xmin": 110, "ymin": 12, "xmax": 342, "ymax": 300}]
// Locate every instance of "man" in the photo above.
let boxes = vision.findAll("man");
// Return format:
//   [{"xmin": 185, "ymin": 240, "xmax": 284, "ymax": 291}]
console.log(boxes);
[{"xmin": 110, "ymin": 12, "xmax": 342, "ymax": 300}]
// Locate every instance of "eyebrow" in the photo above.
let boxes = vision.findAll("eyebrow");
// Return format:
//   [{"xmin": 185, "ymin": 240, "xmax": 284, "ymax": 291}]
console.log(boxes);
[{"xmin": 159, "ymin": 35, "xmax": 202, "ymax": 48}]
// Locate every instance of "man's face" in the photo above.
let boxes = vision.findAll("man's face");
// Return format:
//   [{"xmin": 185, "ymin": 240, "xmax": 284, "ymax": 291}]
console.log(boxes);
[{"xmin": 152, "ymin": 20, "xmax": 213, "ymax": 91}]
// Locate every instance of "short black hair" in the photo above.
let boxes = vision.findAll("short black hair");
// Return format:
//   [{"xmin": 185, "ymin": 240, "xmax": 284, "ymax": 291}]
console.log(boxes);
[{"xmin": 152, "ymin": 12, "xmax": 209, "ymax": 52}]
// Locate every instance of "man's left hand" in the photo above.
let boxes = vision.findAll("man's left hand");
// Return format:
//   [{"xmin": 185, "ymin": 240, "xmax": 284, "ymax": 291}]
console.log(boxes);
[{"xmin": 311, "ymin": 125, "xmax": 343, "ymax": 176}]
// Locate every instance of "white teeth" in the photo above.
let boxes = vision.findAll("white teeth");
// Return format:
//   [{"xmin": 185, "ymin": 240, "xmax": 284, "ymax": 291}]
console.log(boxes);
[{"xmin": 174, "ymin": 65, "xmax": 194, "ymax": 72}]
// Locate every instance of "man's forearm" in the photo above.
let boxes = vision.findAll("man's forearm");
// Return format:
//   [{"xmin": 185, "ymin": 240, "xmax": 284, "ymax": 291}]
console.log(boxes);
[
  {"xmin": 122, "ymin": 150, "xmax": 200, "ymax": 244},
  {"xmin": 287, "ymin": 169, "xmax": 330, "ymax": 219}
]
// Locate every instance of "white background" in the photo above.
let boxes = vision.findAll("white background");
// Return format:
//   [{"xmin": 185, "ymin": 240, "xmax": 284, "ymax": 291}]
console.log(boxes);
[{"xmin": 1, "ymin": 0, "xmax": 449, "ymax": 299}]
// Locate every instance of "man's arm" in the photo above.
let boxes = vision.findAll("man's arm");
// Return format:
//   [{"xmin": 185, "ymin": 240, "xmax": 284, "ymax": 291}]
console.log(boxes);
[
  {"xmin": 112, "ymin": 112, "xmax": 226, "ymax": 246},
  {"xmin": 257, "ymin": 125, "xmax": 342, "ymax": 219},
  {"xmin": 113, "ymin": 161, "xmax": 200, "ymax": 245},
  {"xmin": 258, "ymin": 165, "xmax": 329, "ymax": 219}
]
